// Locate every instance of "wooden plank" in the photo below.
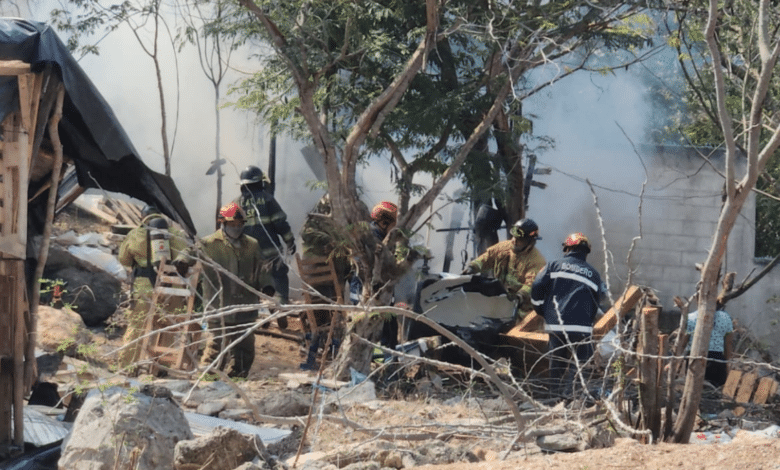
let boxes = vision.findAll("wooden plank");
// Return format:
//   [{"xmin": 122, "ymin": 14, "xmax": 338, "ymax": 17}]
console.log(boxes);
[
  {"xmin": 515, "ymin": 311, "xmax": 545, "ymax": 332},
  {"xmin": 0, "ymin": 60, "xmax": 31, "ymax": 76},
  {"xmin": 752, "ymin": 377, "xmax": 778, "ymax": 405},
  {"xmin": 0, "ymin": 123, "xmax": 28, "ymax": 259},
  {"xmin": 735, "ymin": 372, "xmax": 758, "ymax": 404},
  {"xmin": 722, "ymin": 370, "xmax": 742, "ymax": 399},
  {"xmin": 17, "ymin": 73, "xmax": 32, "ymax": 133},
  {"xmin": 500, "ymin": 331, "xmax": 549, "ymax": 349},
  {"xmin": 115, "ymin": 200, "xmax": 142, "ymax": 225},
  {"xmin": 154, "ymin": 286, "xmax": 193, "ymax": 297},
  {"xmin": 593, "ymin": 285, "xmax": 643, "ymax": 340}
]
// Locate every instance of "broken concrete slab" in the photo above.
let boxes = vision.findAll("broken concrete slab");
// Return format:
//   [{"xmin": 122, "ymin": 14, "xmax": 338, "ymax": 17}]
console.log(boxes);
[
  {"xmin": 59, "ymin": 386, "xmax": 193, "ymax": 470},
  {"xmin": 173, "ymin": 426, "xmax": 271, "ymax": 470}
]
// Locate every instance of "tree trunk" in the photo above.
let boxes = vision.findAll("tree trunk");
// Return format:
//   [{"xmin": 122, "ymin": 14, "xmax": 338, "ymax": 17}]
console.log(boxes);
[
  {"xmin": 215, "ymin": 86, "xmax": 223, "ymax": 229},
  {"xmin": 331, "ymin": 312, "xmax": 386, "ymax": 381},
  {"xmin": 672, "ymin": 194, "xmax": 747, "ymax": 442}
]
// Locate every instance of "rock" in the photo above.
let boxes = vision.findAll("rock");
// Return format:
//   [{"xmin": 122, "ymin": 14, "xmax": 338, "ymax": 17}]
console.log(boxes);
[
  {"xmin": 256, "ymin": 390, "xmax": 310, "ymax": 417},
  {"xmin": 59, "ymin": 386, "xmax": 193, "ymax": 470},
  {"xmin": 588, "ymin": 425, "xmax": 616, "ymax": 449},
  {"xmin": 181, "ymin": 381, "xmax": 238, "ymax": 409},
  {"xmin": 36, "ymin": 305, "xmax": 93, "ymax": 355},
  {"xmin": 286, "ymin": 451, "xmax": 330, "ymax": 468},
  {"xmin": 614, "ymin": 437, "xmax": 640, "ymax": 447},
  {"xmin": 341, "ymin": 463, "xmax": 381, "ymax": 470},
  {"xmin": 233, "ymin": 462, "xmax": 270, "ymax": 470},
  {"xmin": 296, "ymin": 460, "xmax": 338, "ymax": 470},
  {"xmin": 173, "ymin": 427, "xmax": 270, "ymax": 470},
  {"xmin": 219, "ymin": 408, "xmax": 253, "ymax": 422},
  {"xmin": 325, "ymin": 380, "xmax": 376, "ymax": 407},
  {"xmin": 537, "ymin": 432, "xmax": 588, "ymax": 452},
  {"xmin": 197, "ymin": 401, "xmax": 227, "ymax": 416}
]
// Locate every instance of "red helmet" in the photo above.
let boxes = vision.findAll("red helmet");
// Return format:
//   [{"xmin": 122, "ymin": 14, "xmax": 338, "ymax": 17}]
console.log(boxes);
[
  {"xmin": 217, "ymin": 202, "xmax": 245, "ymax": 222},
  {"xmin": 562, "ymin": 232, "xmax": 591, "ymax": 253},
  {"xmin": 371, "ymin": 201, "xmax": 398, "ymax": 225}
]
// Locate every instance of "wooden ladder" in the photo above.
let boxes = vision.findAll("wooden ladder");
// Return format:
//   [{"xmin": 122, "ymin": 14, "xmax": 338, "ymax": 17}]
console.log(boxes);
[
  {"xmin": 295, "ymin": 254, "xmax": 344, "ymax": 350},
  {"xmin": 139, "ymin": 260, "xmax": 201, "ymax": 374}
]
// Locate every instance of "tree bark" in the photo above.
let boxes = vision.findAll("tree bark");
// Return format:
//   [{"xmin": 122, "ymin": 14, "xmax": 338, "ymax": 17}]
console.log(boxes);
[{"xmin": 672, "ymin": 0, "xmax": 780, "ymax": 443}]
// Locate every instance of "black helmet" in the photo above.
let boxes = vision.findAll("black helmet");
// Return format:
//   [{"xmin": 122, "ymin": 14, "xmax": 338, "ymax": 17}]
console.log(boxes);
[
  {"xmin": 240, "ymin": 165, "xmax": 265, "ymax": 185},
  {"xmin": 510, "ymin": 218, "xmax": 541, "ymax": 240},
  {"xmin": 147, "ymin": 217, "xmax": 169, "ymax": 231},
  {"xmin": 141, "ymin": 204, "xmax": 160, "ymax": 219}
]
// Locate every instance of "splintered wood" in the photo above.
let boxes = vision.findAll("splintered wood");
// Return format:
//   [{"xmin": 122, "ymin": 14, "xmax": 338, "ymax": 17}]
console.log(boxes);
[{"xmin": 593, "ymin": 285, "xmax": 643, "ymax": 340}]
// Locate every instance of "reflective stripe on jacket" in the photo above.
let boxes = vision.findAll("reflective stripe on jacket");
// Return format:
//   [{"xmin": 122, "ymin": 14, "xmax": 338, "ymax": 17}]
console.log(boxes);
[
  {"xmin": 531, "ymin": 251, "xmax": 604, "ymax": 332},
  {"xmin": 235, "ymin": 190, "xmax": 294, "ymax": 260}
]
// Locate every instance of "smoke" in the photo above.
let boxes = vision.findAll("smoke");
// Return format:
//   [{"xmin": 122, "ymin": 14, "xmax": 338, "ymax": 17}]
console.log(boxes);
[{"xmin": 13, "ymin": 4, "xmax": 678, "ymax": 281}]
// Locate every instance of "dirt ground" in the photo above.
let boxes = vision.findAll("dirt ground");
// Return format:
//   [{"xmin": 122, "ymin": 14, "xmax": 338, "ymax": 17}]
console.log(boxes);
[
  {"xmin": 237, "ymin": 333, "xmax": 780, "ymax": 470},
  {"xmin": 416, "ymin": 435, "xmax": 780, "ymax": 470}
]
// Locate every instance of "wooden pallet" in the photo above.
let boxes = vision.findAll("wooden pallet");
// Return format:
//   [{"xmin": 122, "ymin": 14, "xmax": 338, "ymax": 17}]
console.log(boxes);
[{"xmin": 723, "ymin": 370, "xmax": 779, "ymax": 416}]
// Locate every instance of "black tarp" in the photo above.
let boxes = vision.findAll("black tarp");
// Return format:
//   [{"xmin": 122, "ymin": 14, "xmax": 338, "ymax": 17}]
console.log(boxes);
[{"xmin": 0, "ymin": 18, "xmax": 196, "ymax": 235}]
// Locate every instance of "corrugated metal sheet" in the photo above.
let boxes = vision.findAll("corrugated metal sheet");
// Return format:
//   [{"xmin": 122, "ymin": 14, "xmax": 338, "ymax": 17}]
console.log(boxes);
[
  {"xmin": 184, "ymin": 412, "xmax": 291, "ymax": 445},
  {"xmin": 12, "ymin": 407, "xmax": 70, "ymax": 447}
]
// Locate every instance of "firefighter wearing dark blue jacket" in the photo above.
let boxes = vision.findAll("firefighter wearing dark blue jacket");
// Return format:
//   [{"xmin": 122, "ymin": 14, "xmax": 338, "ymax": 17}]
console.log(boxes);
[{"xmin": 531, "ymin": 232, "xmax": 605, "ymax": 396}]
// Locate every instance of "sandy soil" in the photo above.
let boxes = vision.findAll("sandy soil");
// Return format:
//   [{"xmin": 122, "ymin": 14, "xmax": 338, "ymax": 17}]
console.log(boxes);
[{"xmin": 416, "ymin": 434, "xmax": 780, "ymax": 470}]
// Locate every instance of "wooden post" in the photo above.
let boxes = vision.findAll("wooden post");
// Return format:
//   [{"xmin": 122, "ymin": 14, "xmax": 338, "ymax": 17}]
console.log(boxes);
[
  {"xmin": 12, "ymin": 262, "xmax": 24, "ymax": 447},
  {"xmin": 27, "ymin": 85, "xmax": 65, "ymax": 395},
  {"xmin": 0, "ymin": 272, "xmax": 13, "ymax": 449},
  {"xmin": 639, "ymin": 306, "xmax": 661, "ymax": 441}
]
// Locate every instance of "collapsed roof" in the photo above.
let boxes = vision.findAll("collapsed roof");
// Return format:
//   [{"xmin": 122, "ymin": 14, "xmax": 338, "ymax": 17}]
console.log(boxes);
[{"xmin": 0, "ymin": 18, "xmax": 196, "ymax": 235}]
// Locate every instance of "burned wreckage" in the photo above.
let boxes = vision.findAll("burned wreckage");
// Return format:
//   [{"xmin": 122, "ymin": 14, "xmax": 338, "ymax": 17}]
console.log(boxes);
[{"xmin": 404, "ymin": 273, "xmax": 519, "ymax": 359}]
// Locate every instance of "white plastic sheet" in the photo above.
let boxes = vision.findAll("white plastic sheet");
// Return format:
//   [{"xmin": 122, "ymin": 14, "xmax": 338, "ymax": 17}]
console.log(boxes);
[{"xmin": 67, "ymin": 246, "xmax": 127, "ymax": 282}]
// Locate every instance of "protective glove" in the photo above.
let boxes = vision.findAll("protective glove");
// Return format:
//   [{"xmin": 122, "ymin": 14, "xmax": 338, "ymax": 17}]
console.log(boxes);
[
  {"xmin": 461, "ymin": 265, "xmax": 476, "ymax": 275},
  {"xmin": 286, "ymin": 241, "xmax": 296, "ymax": 256},
  {"xmin": 516, "ymin": 289, "xmax": 531, "ymax": 306}
]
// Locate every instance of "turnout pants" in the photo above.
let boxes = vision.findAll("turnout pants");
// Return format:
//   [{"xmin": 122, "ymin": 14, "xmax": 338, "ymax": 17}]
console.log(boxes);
[
  {"xmin": 201, "ymin": 321, "xmax": 256, "ymax": 378},
  {"xmin": 547, "ymin": 331, "xmax": 593, "ymax": 397}
]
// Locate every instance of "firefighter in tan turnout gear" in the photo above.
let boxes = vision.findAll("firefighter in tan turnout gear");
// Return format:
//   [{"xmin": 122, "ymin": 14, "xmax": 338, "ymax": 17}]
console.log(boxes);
[
  {"xmin": 175, "ymin": 202, "xmax": 272, "ymax": 378},
  {"xmin": 117, "ymin": 205, "xmax": 187, "ymax": 371},
  {"xmin": 462, "ymin": 218, "xmax": 547, "ymax": 319}
]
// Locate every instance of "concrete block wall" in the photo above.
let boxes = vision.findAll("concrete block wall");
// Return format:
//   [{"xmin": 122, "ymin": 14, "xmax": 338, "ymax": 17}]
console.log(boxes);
[{"xmin": 596, "ymin": 145, "xmax": 780, "ymax": 357}]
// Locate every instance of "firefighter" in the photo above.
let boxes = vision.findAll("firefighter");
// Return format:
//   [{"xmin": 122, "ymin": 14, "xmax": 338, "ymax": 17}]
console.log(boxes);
[
  {"xmin": 531, "ymin": 232, "xmax": 607, "ymax": 397},
  {"xmin": 117, "ymin": 205, "xmax": 187, "ymax": 372},
  {"xmin": 175, "ymin": 202, "xmax": 272, "ymax": 378},
  {"xmin": 462, "ymin": 218, "xmax": 547, "ymax": 318},
  {"xmin": 234, "ymin": 165, "xmax": 296, "ymax": 311},
  {"xmin": 348, "ymin": 201, "xmax": 399, "ymax": 304}
]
